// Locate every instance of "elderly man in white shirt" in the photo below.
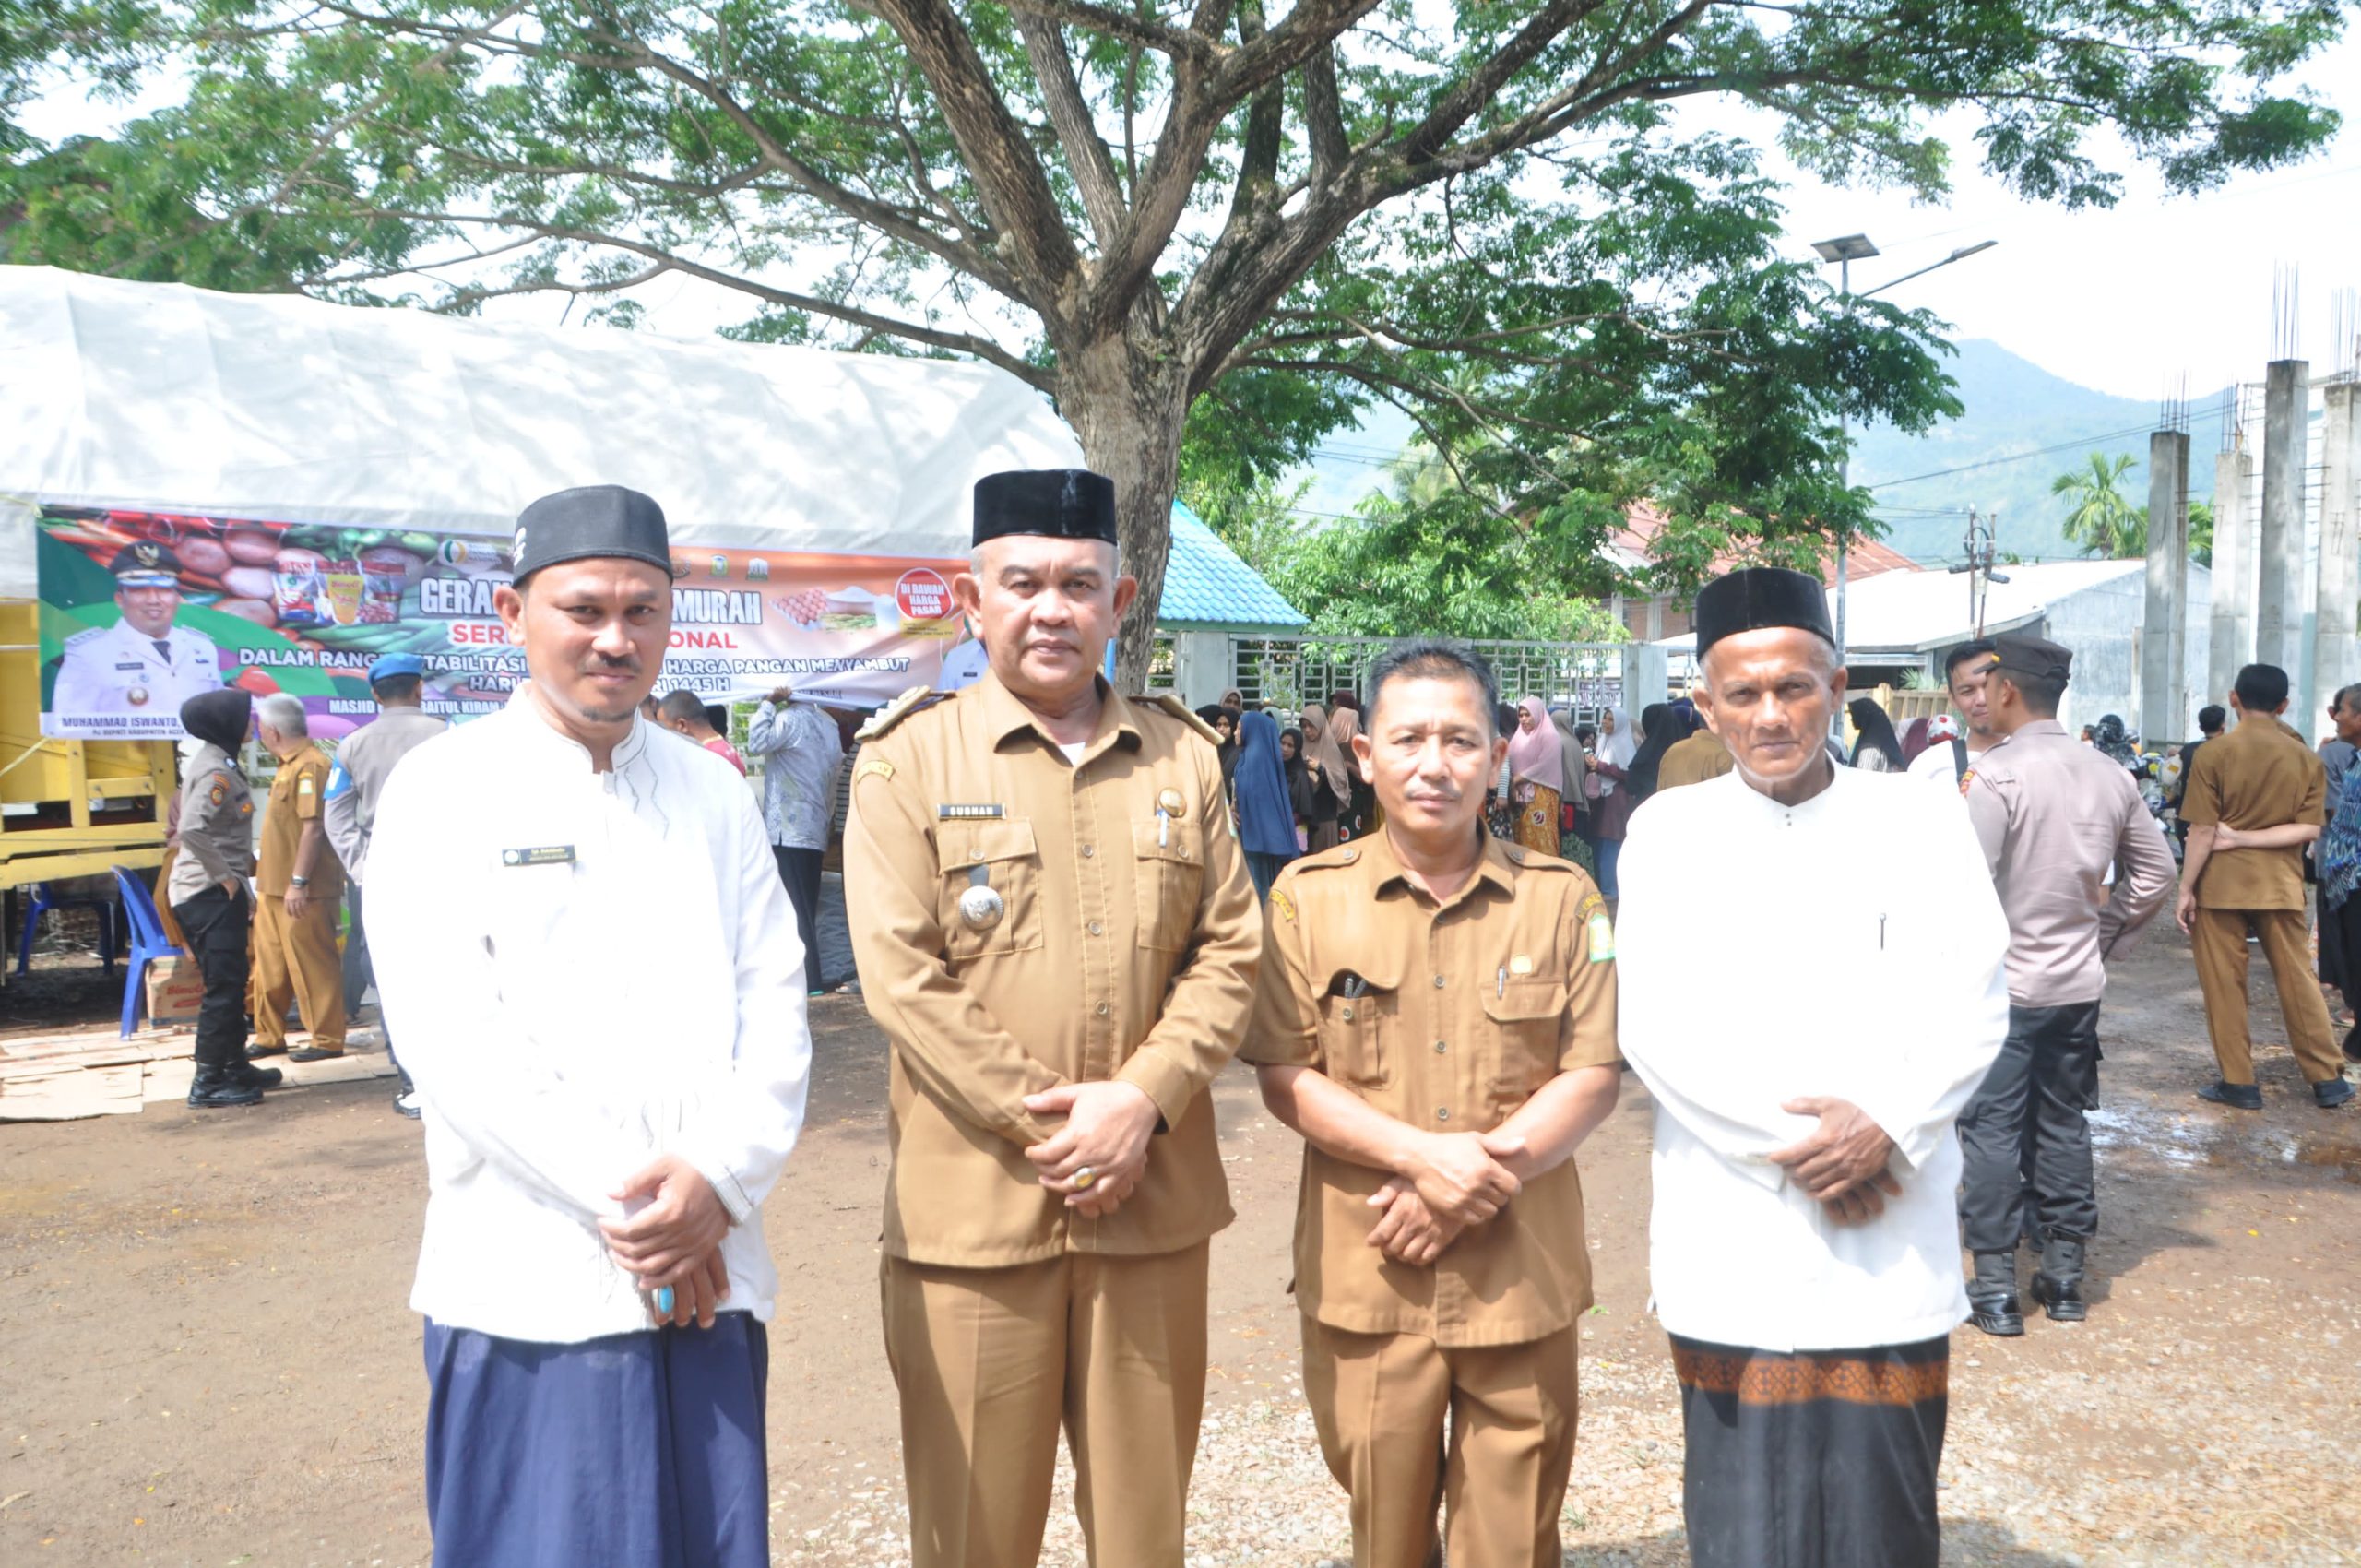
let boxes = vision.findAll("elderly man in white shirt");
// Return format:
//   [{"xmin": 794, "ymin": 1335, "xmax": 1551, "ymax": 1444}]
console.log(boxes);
[
  {"xmin": 1617, "ymin": 566, "xmax": 2008, "ymax": 1568},
  {"xmin": 368, "ymin": 486, "xmax": 811, "ymax": 1568}
]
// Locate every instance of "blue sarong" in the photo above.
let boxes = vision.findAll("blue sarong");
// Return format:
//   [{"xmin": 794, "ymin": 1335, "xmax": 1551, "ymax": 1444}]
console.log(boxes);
[{"xmin": 423, "ymin": 1313, "xmax": 769, "ymax": 1568}]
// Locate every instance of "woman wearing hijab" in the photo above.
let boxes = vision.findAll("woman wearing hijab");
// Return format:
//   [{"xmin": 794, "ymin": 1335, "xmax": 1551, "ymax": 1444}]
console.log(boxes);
[
  {"xmin": 1195, "ymin": 702, "xmax": 1240, "ymax": 805},
  {"xmin": 1552, "ymin": 707, "xmax": 1588, "ymax": 826},
  {"xmin": 1232, "ymin": 709, "xmax": 1300, "ymax": 899},
  {"xmin": 1847, "ymin": 696, "xmax": 1905, "ymax": 771},
  {"xmin": 170, "ymin": 688, "xmax": 279, "ymax": 1108},
  {"xmin": 1325, "ymin": 703, "xmax": 1373, "ymax": 839},
  {"xmin": 1278, "ymin": 725, "xmax": 1320, "ymax": 850},
  {"xmin": 1620, "ymin": 702, "xmax": 1679, "ymax": 801},
  {"xmin": 1506, "ymin": 695, "xmax": 1566, "ymax": 857},
  {"xmin": 1587, "ymin": 706, "xmax": 1640, "ymax": 896},
  {"xmin": 1299, "ymin": 705, "xmax": 1350, "ymax": 852}
]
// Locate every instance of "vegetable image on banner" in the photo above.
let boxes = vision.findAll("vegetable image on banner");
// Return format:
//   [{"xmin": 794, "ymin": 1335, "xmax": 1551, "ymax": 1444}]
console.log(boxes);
[{"xmin": 34, "ymin": 505, "xmax": 972, "ymax": 741}]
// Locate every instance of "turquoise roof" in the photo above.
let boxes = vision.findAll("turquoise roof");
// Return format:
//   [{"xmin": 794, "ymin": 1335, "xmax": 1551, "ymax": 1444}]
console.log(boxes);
[{"xmin": 1159, "ymin": 500, "xmax": 1308, "ymax": 630}]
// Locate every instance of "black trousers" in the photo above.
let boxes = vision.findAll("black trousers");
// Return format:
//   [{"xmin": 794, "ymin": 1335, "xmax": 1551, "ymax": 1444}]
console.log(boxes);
[
  {"xmin": 171, "ymin": 885, "xmax": 252, "ymax": 1072},
  {"xmin": 773, "ymin": 845, "xmax": 825, "ymax": 992},
  {"xmin": 1957, "ymin": 999, "xmax": 2102, "ymax": 1253}
]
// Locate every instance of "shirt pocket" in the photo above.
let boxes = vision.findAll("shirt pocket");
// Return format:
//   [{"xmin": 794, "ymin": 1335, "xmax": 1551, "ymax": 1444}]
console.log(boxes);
[
  {"xmin": 936, "ymin": 819, "xmax": 1043, "ymax": 961},
  {"xmin": 484, "ymin": 857, "xmax": 577, "ymax": 961},
  {"xmin": 1132, "ymin": 817, "xmax": 1204, "ymax": 953},
  {"xmin": 1317, "ymin": 962, "xmax": 1403, "ymax": 1089},
  {"xmin": 1484, "ymin": 977, "xmax": 1569, "ymax": 1101}
]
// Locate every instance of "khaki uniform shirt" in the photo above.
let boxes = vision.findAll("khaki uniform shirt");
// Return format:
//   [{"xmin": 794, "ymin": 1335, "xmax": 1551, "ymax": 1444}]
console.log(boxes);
[
  {"xmin": 255, "ymin": 743, "xmax": 342, "ymax": 900},
  {"xmin": 166, "ymin": 743, "xmax": 254, "ymax": 905},
  {"xmin": 1656, "ymin": 730, "xmax": 1735, "ymax": 790},
  {"xmin": 844, "ymin": 672, "xmax": 1262, "ymax": 1268},
  {"xmin": 1242, "ymin": 830, "xmax": 1620, "ymax": 1348},
  {"xmin": 2182, "ymin": 714, "xmax": 2325, "ymax": 910},
  {"xmin": 1964, "ymin": 719, "xmax": 2176, "ymax": 1006}
]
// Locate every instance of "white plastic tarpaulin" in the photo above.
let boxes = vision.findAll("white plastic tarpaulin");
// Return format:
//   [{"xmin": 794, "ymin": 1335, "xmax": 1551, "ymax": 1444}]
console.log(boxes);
[{"xmin": 0, "ymin": 266, "xmax": 1082, "ymax": 600}]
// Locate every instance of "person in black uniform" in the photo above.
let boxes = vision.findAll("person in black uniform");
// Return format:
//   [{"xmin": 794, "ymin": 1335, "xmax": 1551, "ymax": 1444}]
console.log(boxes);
[{"xmin": 167, "ymin": 688, "xmax": 280, "ymax": 1109}]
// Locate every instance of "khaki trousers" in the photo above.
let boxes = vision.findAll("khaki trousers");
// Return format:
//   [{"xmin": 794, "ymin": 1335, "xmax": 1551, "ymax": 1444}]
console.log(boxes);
[
  {"xmin": 249, "ymin": 892, "xmax": 346, "ymax": 1049},
  {"xmin": 1301, "ymin": 1318, "xmax": 1580, "ymax": 1568},
  {"xmin": 2190, "ymin": 906, "xmax": 2343, "ymax": 1085},
  {"xmin": 882, "ymin": 1242, "xmax": 1208, "ymax": 1568}
]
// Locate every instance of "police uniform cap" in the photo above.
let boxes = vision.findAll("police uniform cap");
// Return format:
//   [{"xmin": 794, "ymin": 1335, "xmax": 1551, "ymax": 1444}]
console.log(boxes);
[
  {"xmin": 368, "ymin": 652, "xmax": 426, "ymax": 689},
  {"xmin": 972, "ymin": 469, "xmax": 1119, "ymax": 547},
  {"xmin": 512, "ymin": 485, "xmax": 671, "ymax": 582},
  {"xmin": 108, "ymin": 540, "xmax": 183, "ymax": 588},
  {"xmin": 1990, "ymin": 632, "xmax": 2072, "ymax": 683},
  {"xmin": 1691, "ymin": 565, "xmax": 1834, "ymax": 656}
]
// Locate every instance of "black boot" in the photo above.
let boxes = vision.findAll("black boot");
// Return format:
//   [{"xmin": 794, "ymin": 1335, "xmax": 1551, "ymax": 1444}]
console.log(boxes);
[
  {"xmin": 1966, "ymin": 1250, "xmax": 2023, "ymax": 1336},
  {"xmin": 226, "ymin": 1060, "xmax": 283, "ymax": 1091},
  {"xmin": 2032, "ymin": 1235, "xmax": 2088, "ymax": 1323},
  {"xmin": 186, "ymin": 1066, "xmax": 263, "ymax": 1109}
]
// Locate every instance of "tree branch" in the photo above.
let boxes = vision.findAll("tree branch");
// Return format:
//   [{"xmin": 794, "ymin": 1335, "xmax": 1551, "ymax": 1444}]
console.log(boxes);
[
  {"xmin": 1302, "ymin": 42, "xmax": 1347, "ymax": 190},
  {"xmin": 1398, "ymin": 0, "xmax": 1608, "ymax": 164},
  {"xmin": 1015, "ymin": 16, "xmax": 1131, "ymax": 247},
  {"xmin": 1006, "ymin": 0, "xmax": 1216, "ymax": 63}
]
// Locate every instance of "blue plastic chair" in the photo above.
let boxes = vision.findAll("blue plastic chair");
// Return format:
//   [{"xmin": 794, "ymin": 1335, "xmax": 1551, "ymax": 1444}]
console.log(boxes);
[
  {"xmin": 112, "ymin": 867, "xmax": 184, "ymax": 1038},
  {"xmin": 12, "ymin": 880, "xmax": 120, "ymax": 978}
]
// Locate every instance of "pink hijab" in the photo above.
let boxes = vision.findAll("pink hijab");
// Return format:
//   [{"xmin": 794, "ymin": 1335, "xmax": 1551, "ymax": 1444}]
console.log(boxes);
[{"xmin": 1506, "ymin": 695, "xmax": 1563, "ymax": 792}]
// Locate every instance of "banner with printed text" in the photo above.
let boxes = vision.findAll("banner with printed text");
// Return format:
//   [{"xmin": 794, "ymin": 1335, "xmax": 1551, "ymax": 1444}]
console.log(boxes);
[{"xmin": 34, "ymin": 505, "xmax": 971, "ymax": 741}]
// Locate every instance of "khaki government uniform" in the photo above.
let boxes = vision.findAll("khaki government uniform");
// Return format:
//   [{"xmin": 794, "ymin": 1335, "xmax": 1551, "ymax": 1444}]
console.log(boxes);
[
  {"xmin": 1243, "ymin": 829, "xmax": 1620, "ymax": 1568},
  {"xmin": 843, "ymin": 671, "xmax": 1262, "ymax": 1568},
  {"xmin": 2181, "ymin": 714, "xmax": 2343, "ymax": 1085},
  {"xmin": 1655, "ymin": 729, "xmax": 1735, "ymax": 790},
  {"xmin": 249, "ymin": 743, "xmax": 347, "ymax": 1051}
]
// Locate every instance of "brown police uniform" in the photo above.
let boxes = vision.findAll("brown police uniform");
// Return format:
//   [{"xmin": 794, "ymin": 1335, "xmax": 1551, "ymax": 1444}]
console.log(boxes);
[
  {"xmin": 250, "ymin": 742, "xmax": 347, "ymax": 1052},
  {"xmin": 1242, "ymin": 829, "xmax": 1620, "ymax": 1568},
  {"xmin": 843, "ymin": 671, "xmax": 1262, "ymax": 1568},
  {"xmin": 1655, "ymin": 729, "xmax": 1735, "ymax": 790},
  {"xmin": 2181, "ymin": 714, "xmax": 2343, "ymax": 1086}
]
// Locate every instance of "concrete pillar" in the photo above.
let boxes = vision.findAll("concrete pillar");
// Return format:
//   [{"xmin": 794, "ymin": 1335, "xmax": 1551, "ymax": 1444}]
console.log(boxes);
[
  {"xmin": 1171, "ymin": 629, "xmax": 1229, "ymax": 707},
  {"xmin": 2208, "ymin": 433, "xmax": 2254, "ymax": 700},
  {"xmin": 1645, "ymin": 596, "xmax": 1666, "ymax": 641},
  {"xmin": 2141, "ymin": 430, "xmax": 2190, "ymax": 742},
  {"xmin": 1620, "ymin": 643, "xmax": 1667, "ymax": 719},
  {"xmin": 2317, "ymin": 382, "xmax": 2361, "ymax": 734},
  {"xmin": 2257, "ymin": 359, "xmax": 2310, "ymax": 671}
]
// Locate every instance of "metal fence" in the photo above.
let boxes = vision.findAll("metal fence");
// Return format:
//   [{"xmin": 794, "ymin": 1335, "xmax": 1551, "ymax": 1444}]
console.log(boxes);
[{"xmin": 1227, "ymin": 636, "xmax": 1685, "ymax": 719}]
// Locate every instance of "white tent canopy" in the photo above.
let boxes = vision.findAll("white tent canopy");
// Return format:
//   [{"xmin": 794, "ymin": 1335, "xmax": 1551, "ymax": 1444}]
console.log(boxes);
[{"xmin": 0, "ymin": 267, "xmax": 1082, "ymax": 599}]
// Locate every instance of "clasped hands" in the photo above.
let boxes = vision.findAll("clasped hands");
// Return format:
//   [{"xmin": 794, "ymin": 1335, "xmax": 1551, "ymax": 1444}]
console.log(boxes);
[
  {"xmin": 599, "ymin": 1153, "xmax": 732, "ymax": 1330},
  {"xmin": 1023, "ymin": 1080, "xmax": 1162, "ymax": 1218},
  {"xmin": 1364, "ymin": 1129, "xmax": 1527, "ymax": 1266},
  {"xmin": 1770, "ymin": 1096, "xmax": 1902, "ymax": 1226}
]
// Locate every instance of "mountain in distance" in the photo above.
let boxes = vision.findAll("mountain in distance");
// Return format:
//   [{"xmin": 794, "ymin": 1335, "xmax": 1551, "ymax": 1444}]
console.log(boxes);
[{"xmin": 1853, "ymin": 339, "xmax": 2227, "ymax": 566}]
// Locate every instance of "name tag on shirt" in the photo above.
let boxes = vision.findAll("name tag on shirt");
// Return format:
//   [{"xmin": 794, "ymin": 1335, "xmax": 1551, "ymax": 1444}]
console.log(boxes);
[
  {"xmin": 937, "ymin": 803, "xmax": 1004, "ymax": 820},
  {"xmin": 501, "ymin": 845, "xmax": 577, "ymax": 867}
]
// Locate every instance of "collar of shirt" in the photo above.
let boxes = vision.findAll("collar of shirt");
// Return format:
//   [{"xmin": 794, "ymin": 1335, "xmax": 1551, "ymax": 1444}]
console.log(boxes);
[
  {"xmin": 1995, "ymin": 719, "xmax": 2070, "ymax": 747},
  {"xmin": 1711, "ymin": 754, "xmax": 1853, "ymax": 828},
  {"xmin": 499, "ymin": 682, "xmax": 653, "ymax": 773},
  {"xmin": 974, "ymin": 670, "xmax": 1143, "ymax": 766},
  {"xmin": 1344, "ymin": 822, "xmax": 1518, "ymax": 911}
]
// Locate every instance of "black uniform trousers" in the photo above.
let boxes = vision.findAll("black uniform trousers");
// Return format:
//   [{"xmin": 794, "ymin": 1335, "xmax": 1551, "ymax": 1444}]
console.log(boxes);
[
  {"xmin": 772, "ymin": 845, "xmax": 825, "ymax": 992},
  {"xmin": 171, "ymin": 885, "xmax": 253, "ymax": 1072},
  {"xmin": 1957, "ymin": 1000, "xmax": 2102, "ymax": 1253}
]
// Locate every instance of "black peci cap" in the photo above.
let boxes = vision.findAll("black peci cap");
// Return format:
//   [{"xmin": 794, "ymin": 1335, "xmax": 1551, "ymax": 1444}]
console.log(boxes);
[
  {"xmin": 972, "ymin": 469, "xmax": 1119, "ymax": 547},
  {"xmin": 512, "ymin": 485, "xmax": 671, "ymax": 582},
  {"xmin": 1691, "ymin": 566, "xmax": 1835, "ymax": 657},
  {"xmin": 1991, "ymin": 632, "xmax": 2072, "ymax": 683}
]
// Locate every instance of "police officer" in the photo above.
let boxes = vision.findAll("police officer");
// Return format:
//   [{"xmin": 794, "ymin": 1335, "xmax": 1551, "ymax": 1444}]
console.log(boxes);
[
  {"xmin": 168, "ymin": 688, "xmax": 276, "ymax": 1109},
  {"xmin": 324, "ymin": 652, "xmax": 447, "ymax": 1115},
  {"xmin": 843, "ymin": 469, "xmax": 1263, "ymax": 1568},
  {"xmin": 1244, "ymin": 638, "xmax": 1621, "ymax": 1568},
  {"xmin": 50, "ymin": 541, "xmax": 223, "ymax": 727},
  {"xmin": 2177, "ymin": 661, "xmax": 2357, "ymax": 1111},
  {"xmin": 246, "ymin": 694, "xmax": 347, "ymax": 1061},
  {"xmin": 1958, "ymin": 634, "xmax": 2175, "ymax": 1333}
]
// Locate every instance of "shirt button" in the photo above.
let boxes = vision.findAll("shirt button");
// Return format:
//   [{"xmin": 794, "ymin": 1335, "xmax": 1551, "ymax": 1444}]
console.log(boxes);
[
  {"xmin": 1095, "ymin": 1001, "xmax": 1110, "ymax": 1017},
  {"xmin": 1436, "ymin": 1108, "xmax": 1451, "ymax": 1122},
  {"xmin": 1432, "ymin": 975, "xmax": 1446, "ymax": 988},
  {"xmin": 1087, "ymin": 920, "xmax": 1104, "ymax": 936},
  {"xmin": 1433, "ymin": 1040, "xmax": 1448, "ymax": 1054},
  {"xmin": 1081, "ymin": 844, "xmax": 1096, "ymax": 858}
]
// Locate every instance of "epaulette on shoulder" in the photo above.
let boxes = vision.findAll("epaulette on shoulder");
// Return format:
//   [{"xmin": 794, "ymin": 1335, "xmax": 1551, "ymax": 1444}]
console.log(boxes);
[
  {"xmin": 1137, "ymin": 692, "xmax": 1222, "ymax": 747},
  {"xmin": 857, "ymin": 685, "xmax": 946, "ymax": 742},
  {"xmin": 64, "ymin": 624, "xmax": 106, "ymax": 648},
  {"xmin": 1294, "ymin": 840, "xmax": 1363, "ymax": 872}
]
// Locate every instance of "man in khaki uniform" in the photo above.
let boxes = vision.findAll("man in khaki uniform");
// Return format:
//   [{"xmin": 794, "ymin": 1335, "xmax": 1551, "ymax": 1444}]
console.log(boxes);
[
  {"xmin": 248, "ymin": 693, "xmax": 347, "ymax": 1061},
  {"xmin": 1655, "ymin": 716, "xmax": 1734, "ymax": 790},
  {"xmin": 1246, "ymin": 638, "xmax": 1622, "ymax": 1568},
  {"xmin": 844, "ymin": 469, "xmax": 1262, "ymax": 1568},
  {"xmin": 2177, "ymin": 661, "xmax": 2355, "ymax": 1110}
]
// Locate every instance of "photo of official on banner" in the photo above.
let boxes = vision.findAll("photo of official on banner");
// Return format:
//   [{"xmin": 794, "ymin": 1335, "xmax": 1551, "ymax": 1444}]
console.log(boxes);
[{"xmin": 35, "ymin": 505, "xmax": 971, "ymax": 741}]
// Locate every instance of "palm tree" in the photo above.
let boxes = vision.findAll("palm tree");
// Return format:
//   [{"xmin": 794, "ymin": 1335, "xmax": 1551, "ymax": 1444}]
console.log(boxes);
[{"xmin": 2052, "ymin": 453, "xmax": 2144, "ymax": 558}]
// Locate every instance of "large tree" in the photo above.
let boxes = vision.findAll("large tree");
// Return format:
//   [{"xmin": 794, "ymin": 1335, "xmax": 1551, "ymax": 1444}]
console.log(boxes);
[{"xmin": 3, "ymin": 2, "xmax": 2344, "ymax": 680}]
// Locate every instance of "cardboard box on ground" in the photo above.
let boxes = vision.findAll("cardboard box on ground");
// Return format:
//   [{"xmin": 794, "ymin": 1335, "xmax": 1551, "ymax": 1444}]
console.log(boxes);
[{"xmin": 144, "ymin": 956, "xmax": 206, "ymax": 1027}]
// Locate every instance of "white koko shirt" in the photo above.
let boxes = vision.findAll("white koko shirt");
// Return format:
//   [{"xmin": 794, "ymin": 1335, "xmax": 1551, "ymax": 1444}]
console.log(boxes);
[
  {"xmin": 367, "ymin": 685, "xmax": 812, "ymax": 1343},
  {"xmin": 1615, "ymin": 763, "xmax": 2008, "ymax": 1353}
]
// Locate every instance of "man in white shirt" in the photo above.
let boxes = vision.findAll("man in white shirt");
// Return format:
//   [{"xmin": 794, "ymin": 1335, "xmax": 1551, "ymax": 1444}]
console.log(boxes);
[
  {"xmin": 1618, "ymin": 566, "xmax": 2009, "ymax": 1568},
  {"xmin": 367, "ymin": 486, "xmax": 812, "ymax": 1568},
  {"xmin": 1904, "ymin": 639, "xmax": 1999, "ymax": 791}
]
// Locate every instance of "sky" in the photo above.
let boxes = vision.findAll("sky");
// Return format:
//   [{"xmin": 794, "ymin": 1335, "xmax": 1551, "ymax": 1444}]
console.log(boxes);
[{"xmin": 19, "ymin": 20, "xmax": 2360, "ymax": 410}]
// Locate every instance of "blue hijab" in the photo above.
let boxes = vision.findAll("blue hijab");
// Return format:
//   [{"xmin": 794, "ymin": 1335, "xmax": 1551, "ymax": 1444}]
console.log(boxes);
[{"xmin": 1233, "ymin": 710, "xmax": 1301, "ymax": 861}]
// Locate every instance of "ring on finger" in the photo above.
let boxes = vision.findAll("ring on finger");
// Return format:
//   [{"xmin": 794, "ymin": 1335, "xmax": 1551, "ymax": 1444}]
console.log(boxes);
[{"xmin": 1071, "ymin": 1166, "xmax": 1097, "ymax": 1190}]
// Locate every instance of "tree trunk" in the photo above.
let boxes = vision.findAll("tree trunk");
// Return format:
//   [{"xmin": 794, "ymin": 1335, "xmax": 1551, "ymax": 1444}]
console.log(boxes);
[{"xmin": 1061, "ymin": 336, "xmax": 1189, "ymax": 692}]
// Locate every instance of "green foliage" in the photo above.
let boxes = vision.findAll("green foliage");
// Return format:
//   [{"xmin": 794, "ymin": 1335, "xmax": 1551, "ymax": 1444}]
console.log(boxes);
[
  {"xmin": 2052, "ymin": 452, "xmax": 2145, "ymax": 558},
  {"xmin": 2188, "ymin": 499, "xmax": 2215, "ymax": 568}
]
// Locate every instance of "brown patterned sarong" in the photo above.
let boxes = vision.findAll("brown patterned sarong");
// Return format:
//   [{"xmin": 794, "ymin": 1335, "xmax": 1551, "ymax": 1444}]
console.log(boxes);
[{"xmin": 1671, "ymin": 1335, "xmax": 1948, "ymax": 1568}]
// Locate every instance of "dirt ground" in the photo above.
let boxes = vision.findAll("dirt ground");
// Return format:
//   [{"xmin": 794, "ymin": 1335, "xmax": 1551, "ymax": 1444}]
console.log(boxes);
[{"xmin": 3, "ymin": 918, "xmax": 2358, "ymax": 1567}]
